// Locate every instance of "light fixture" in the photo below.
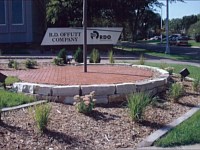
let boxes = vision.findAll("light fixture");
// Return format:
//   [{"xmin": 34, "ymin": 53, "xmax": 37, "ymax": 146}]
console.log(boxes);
[{"xmin": 179, "ymin": 68, "xmax": 190, "ymax": 81}]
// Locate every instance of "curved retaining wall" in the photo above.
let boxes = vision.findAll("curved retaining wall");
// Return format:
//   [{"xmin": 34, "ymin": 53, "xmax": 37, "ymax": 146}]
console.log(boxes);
[{"xmin": 13, "ymin": 64, "xmax": 169, "ymax": 104}]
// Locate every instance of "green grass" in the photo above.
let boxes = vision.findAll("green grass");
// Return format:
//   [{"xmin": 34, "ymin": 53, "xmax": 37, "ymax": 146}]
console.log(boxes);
[
  {"xmin": 146, "ymin": 52, "xmax": 195, "ymax": 61},
  {"xmin": 145, "ymin": 62, "xmax": 200, "ymax": 79},
  {"xmin": 114, "ymin": 46, "xmax": 147, "ymax": 52},
  {"xmin": 154, "ymin": 110, "xmax": 200, "ymax": 147},
  {"xmin": 5, "ymin": 76, "xmax": 21, "ymax": 86},
  {"xmin": 0, "ymin": 90, "xmax": 35, "ymax": 108},
  {"xmin": 188, "ymin": 40, "xmax": 200, "ymax": 47}
]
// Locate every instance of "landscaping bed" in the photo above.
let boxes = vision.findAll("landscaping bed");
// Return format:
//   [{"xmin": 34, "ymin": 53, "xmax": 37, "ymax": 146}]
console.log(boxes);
[{"xmin": 1, "ymin": 76, "xmax": 200, "ymax": 149}]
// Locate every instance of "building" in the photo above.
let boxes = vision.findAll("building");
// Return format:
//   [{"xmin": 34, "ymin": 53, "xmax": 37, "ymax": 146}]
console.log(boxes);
[{"xmin": 0, "ymin": 0, "xmax": 46, "ymax": 44}]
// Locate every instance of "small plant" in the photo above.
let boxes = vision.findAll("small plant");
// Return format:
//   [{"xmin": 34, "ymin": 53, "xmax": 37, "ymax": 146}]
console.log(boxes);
[
  {"xmin": 13, "ymin": 61, "xmax": 19, "ymax": 70},
  {"xmin": 73, "ymin": 91, "xmax": 96, "ymax": 114},
  {"xmin": 192, "ymin": 77, "xmax": 200, "ymax": 92},
  {"xmin": 32, "ymin": 104, "xmax": 51, "ymax": 133},
  {"xmin": 164, "ymin": 67, "xmax": 174, "ymax": 75},
  {"xmin": 8, "ymin": 59, "xmax": 14, "ymax": 68},
  {"xmin": 25, "ymin": 59, "xmax": 37, "ymax": 69},
  {"xmin": 127, "ymin": 92, "xmax": 151, "ymax": 121},
  {"xmin": 108, "ymin": 50, "xmax": 115, "ymax": 63},
  {"xmin": 5, "ymin": 76, "xmax": 21, "ymax": 86},
  {"xmin": 89, "ymin": 48, "xmax": 101, "ymax": 63},
  {"xmin": 74, "ymin": 47, "xmax": 83, "ymax": 63},
  {"xmin": 8, "ymin": 60, "xmax": 19, "ymax": 69},
  {"xmin": 160, "ymin": 62, "xmax": 168, "ymax": 69},
  {"xmin": 57, "ymin": 48, "xmax": 67, "ymax": 64},
  {"xmin": 169, "ymin": 82, "xmax": 184, "ymax": 102},
  {"xmin": 52, "ymin": 57, "xmax": 64, "ymax": 66},
  {"xmin": 137, "ymin": 54, "xmax": 145, "ymax": 65}
]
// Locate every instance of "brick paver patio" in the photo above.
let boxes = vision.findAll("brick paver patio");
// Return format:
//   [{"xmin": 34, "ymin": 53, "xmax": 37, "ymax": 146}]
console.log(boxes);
[{"xmin": 1, "ymin": 65, "xmax": 154, "ymax": 85}]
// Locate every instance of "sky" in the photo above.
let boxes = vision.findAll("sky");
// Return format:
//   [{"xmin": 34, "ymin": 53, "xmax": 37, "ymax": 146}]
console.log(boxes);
[{"xmin": 157, "ymin": 0, "xmax": 200, "ymax": 19}]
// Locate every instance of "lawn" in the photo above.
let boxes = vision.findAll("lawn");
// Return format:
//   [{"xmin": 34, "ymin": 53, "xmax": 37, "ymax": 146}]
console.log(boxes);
[
  {"xmin": 154, "ymin": 110, "xmax": 200, "ymax": 147},
  {"xmin": 145, "ymin": 62, "xmax": 200, "ymax": 79},
  {"xmin": 146, "ymin": 52, "xmax": 194, "ymax": 61},
  {"xmin": 0, "ymin": 89, "xmax": 35, "ymax": 108},
  {"xmin": 188, "ymin": 40, "xmax": 200, "ymax": 47}
]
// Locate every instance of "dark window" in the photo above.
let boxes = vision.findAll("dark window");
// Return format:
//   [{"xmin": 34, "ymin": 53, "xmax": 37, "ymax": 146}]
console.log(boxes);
[
  {"xmin": 0, "ymin": 0, "xmax": 6, "ymax": 25},
  {"xmin": 12, "ymin": 0, "xmax": 23, "ymax": 24}
]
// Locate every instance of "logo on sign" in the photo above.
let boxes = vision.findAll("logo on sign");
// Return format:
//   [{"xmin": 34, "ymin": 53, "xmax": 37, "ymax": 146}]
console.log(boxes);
[{"xmin": 91, "ymin": 31, "xmax": 111, "ymax": 40}]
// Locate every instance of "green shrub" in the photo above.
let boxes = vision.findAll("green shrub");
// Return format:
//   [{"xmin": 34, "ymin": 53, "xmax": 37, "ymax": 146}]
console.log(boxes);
[
  {"xmin": 169, "ymin": 82, "xmax": 184, "ymax": 102},
  {"xmin": 8, "ymin": 59, "xmax": 14, "ymax": 68},
  {"xmin": 164, "ymin": 67, "xmax": 174, "ymax": 75},
  {"xmin": 5, "ymin": 76, "xmax": 21, "ymax": 86},
  {"xmin": 13, "ymin": 61, "xmax": 19, "ymax": 70},
  {"xmin": 89, "ymin": 48, "xmax": 101, "ymax": 63},
  {"xmin": 137, "ymin": 54, "xmax": 145, "ymax": 65},
  {"xmin": 8, "ymin": 60, "xmax": 19, "ymax": 69},
  {"xmin": 74, "ymin": 47, "xmax": 83, "ymax": 63},
  {"xmin": 108, "ymin": 50, "xmax": 115, "ymax": 63},
  {"xmin": 57, "ymin": 48, "xmax": 67, "ymax": 64},
  {"xmin": 0, "ymin": 90, "xmax": 35, "ymax": 108},
  {"xmin": 127, "ymin": 92, "xmax": 151, "ymax": 121},
  {"xmin": 32, "ymin": 104, "xmax": 51, "ymax": 133},
  {"xmin": 52, "ymin": 57, "xmax": 64, "ymax": 66},
  {"xmin": 192, "ymin": 77, "xmax": 200, "ymax": 92},
  {"xmin": 25, "ymin": 59, "xmax": 37, "ymax": 69},
  {"xmin": 73, "ymin": 91, "xmax": 96, "ymax": 114}
]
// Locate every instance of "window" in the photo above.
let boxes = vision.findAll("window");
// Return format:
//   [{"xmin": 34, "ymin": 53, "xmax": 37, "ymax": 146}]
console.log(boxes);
[
  {"xmin": 12, "ymin": 0, "xmax": 23, "ymax": 24},
  {"xmin": 0, "ymin": 0, "xmax": 6, "ymax": 25}
]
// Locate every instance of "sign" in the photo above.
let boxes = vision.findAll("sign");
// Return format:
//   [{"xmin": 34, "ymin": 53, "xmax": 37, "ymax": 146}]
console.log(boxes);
[{"xmin": 41, "ymin": 27, "xmax": 122, "ymax": 45}]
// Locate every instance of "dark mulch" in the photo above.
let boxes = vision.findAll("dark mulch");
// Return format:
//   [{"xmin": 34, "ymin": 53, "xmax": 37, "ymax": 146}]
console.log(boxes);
[{"xmin": 0, "ymin": 76, "xmax": 200, "ymax": 149}]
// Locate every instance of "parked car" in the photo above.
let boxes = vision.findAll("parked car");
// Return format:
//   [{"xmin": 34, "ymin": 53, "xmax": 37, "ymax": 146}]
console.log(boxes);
[{"xmin": 176, "ymin": 36, "xmax": 189, "ymax": 46}]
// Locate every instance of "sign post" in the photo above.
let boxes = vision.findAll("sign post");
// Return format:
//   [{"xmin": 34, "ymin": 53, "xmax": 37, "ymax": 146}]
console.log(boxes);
[{"xmin": 83, "ymin": 0, "xmax": 87, "ymax": 72}]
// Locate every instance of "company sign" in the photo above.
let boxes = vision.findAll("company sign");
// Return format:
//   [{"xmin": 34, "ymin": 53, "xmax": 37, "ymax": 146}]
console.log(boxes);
[{"xmin": 41, "ymin": 27, "xmax": 122, "ymax": 45}]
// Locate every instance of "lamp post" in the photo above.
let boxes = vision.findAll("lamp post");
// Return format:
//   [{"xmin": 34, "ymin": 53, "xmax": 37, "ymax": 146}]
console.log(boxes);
[
  {"xmin": 165, "ymin": 0, "xmax": 170, "ymax": 54},
  {"xmin": 83, "ymin": 0, "xmax": 87, "ymax": 72},
  {"xmin": 160, "ymin": 6, "xmax": 163, "ymax": 43}
]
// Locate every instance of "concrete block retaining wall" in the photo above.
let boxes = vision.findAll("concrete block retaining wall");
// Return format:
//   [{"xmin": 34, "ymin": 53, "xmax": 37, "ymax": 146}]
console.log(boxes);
[{"xmin": 13, "ymin": 64, "xmax": 169, "ymax": 104}]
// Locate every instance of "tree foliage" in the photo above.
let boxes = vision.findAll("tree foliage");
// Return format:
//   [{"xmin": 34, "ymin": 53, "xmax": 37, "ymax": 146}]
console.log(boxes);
[{"xmin": 46, "ymin": 0, "xmax": 185, "ymax": 41}]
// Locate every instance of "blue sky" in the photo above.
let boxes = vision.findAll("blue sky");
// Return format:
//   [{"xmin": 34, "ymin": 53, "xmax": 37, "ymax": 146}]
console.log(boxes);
[{"xmin": 157, "ymin": 0, "xmax": 200, "ymax": 19}]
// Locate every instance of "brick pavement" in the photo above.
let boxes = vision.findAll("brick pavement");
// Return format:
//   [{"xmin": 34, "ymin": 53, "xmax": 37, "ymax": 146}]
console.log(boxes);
[{"xmin": 1, "ymin": 65, "xmax": 154, "ymax": 85}]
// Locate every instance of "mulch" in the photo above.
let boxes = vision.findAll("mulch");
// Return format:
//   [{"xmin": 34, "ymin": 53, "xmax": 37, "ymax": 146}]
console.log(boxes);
[{"xmin": 0, "ymin": 76, "xmax": 200, "ymax": 150}]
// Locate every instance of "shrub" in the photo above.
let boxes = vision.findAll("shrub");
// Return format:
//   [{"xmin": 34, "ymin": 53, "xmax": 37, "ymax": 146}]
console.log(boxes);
[
  {"xmin": 8, "ymin": 59, "xmax": 14, "ymax": 68},
  {"xmin": 25, "ymin": 59, "xmax": 37, "ymax": 69},
  {"xmin": 52, "ymin": 57, "xmax": 64, "ymax": 66},
  {"xmin": 57, "ymin": 48, "xmax": 67, "ymax": 64},
  {"xmin": 137, "ymin": 54, "xmax": 145, "ymax": 65},
  {"xmin": 74, "ymin": 47, "xmax": 83, "ymax": 63},
  {"xmin": 164, "ymin": 67, "xmax": 174, "ymax": 75},
  {"xmin": 32, "ymin": 104, "xmax": 51, "ymax": 133},
  {"xmin": 89, "ymin": 48, "xmax": 101, "ymax": 63},
  {"xmin": 192, "ymin": 77, "xmax": 200, "ymax": 92},
  {"xmin": 160, "ymin": 62, "xmax": 168, "ymax": 69},
  {"xmin": 108, "ymin": 50, "xmax": 115, "ymax": 64},
  {"xmin": 169, "ymin": 82, "xmax": 184, "ymax": 102},
  {"xmin": 13, "ymin": 61, "xmax": 19, "ymax": 70},
  {"xmin": 73, "ymin": 91, "xmax": 96, "ymax": 114},
  {"xmin": 127, "ymin": 92, "xmax": 151, "ymax": 121},
  {"xmin": 5, "ymin": 76, "xmax": 21, "ymax": 86}
]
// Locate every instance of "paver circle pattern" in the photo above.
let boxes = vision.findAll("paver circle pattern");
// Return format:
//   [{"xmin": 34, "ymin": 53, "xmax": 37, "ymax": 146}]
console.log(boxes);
[{"xmin": 2, "ymin": 65, "xmax": 155, "ymax": 85}]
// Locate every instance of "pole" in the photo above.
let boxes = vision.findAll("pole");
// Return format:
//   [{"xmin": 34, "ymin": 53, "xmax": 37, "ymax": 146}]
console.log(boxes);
[
  {"xmin": 165, "ymin": 0, "xmax": 170, "ymax": 54},
  {"xmin": 83, "ymin": 0, "xmax": 87, "ymax": 72},
  {"xmin": 160, "ymin": 6, "xmax": 163, "ymax": 43}
]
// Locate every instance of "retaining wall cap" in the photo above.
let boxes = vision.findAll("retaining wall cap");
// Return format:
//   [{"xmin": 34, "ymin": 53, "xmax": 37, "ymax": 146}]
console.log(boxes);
[
  {"xmin": 52, "ymin": 85, "xmax": 80, "ymax": 96},
  {"xmin": 81, "ymin": 84, "xmax": 116, "ymax": 96}
]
